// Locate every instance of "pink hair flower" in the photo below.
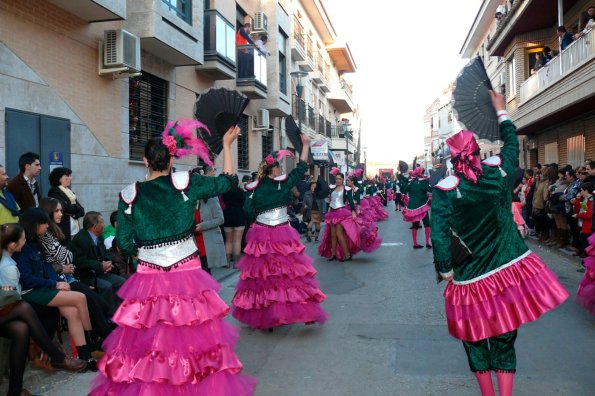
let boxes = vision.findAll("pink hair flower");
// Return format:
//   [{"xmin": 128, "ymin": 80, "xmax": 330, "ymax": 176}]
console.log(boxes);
[
  {"xmin": 162, "ymin": 135, "xmax": 178, "ymax": 156},
  {"xmin": 265, "ymin": 154, "xmax": 274, "ymax": 165}
]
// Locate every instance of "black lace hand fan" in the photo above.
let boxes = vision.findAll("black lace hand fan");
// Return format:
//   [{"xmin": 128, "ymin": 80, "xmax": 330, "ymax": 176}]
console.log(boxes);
[
  {"xmin": 398, "ymin": 160, "xmax": 408, "ymax": 173},
  {"xmin": 194, "ymin": 87, "xmax": 250, "ymax": 158},
  {"xmin": 452, "ymin": 57, "xmax": 499, "ymax": 142},
  {"xmin": 285, "ymin": 115, "xmax": 314, "ymax": 163}
]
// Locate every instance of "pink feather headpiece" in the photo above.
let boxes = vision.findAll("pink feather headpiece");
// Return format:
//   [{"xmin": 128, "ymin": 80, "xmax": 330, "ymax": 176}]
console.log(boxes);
[
  {"xmin": 330, "ymin": 167, "xmax": 341, "ymax": 176},
  {"xmin": 161, "ymin": 119, "xmax": 212, "ymax": 166},
  {"xmin": 264, "ymin": 149, "xmax": 294, "ymax": 166},
  {"xmin": 354, "ymin": 168, "xmax": 364, "ymax": 177}
]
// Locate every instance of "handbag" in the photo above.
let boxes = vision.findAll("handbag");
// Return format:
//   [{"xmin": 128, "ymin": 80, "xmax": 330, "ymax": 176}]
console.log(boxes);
[{"xmin": 0, "ymin": 289, "xmax": 22, "ymax": 315}]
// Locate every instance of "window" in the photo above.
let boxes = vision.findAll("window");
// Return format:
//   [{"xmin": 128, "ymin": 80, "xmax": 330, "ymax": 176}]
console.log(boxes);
[
  {"xmin": 278, "ymin": 30, "xmax": 287, "ymax": 94},
  {"xmin": 262, "ymin": 128, "xmax": 273, "ymax": 158},
  {"xmin": 129, "ymin": 73, "xmax": 168, "ymax": 161},
  {"xmin": 544, "ymin": 142, "xmax": 559, "ymax": 164},
  {"xmin": 508, "ymin": 57, "xmax": 517, "ymax": 97},
  {"xmin": 237, "ymin": 115, "xmax": 249, "ymax": 170},
  {"xmin": 162, "ymin": 0, "xmax": 192, "ymax": 25},
  {"xmin": 567, "ymin": 135, "xmax": 585, "ymax": 168}
]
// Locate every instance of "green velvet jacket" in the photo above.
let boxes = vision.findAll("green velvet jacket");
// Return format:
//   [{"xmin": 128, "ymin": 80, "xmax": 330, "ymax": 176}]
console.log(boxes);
[
  {"xmin": 430, "ymin": 120, "xmax": 528, "ymax": 281},
  {"xmin": 329, "ymin": 186, "xmax": 356, "ymax": 211},
  {"xmin": 116, "ymin": 173, "xmax": 237, "ymax": 256},
  {"xmin": 399, "ymin": 178, "xmax": 431, "ymax": 209},
  {"xmin": 364, "ymin": 185, "xmax": 377, "ymax": 196},
  {"xmin": 244, "ymin": 160, "xmax": 308, "ymax": 220}
]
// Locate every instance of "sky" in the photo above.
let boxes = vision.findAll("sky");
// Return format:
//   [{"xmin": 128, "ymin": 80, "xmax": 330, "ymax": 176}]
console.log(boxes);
[{"xmin": 323, "ymin": 0, "xmax": 481, "ymax": 164}]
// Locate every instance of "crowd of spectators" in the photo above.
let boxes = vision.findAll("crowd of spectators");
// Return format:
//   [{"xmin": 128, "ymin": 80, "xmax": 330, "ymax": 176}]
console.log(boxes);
[
  {"xmin": 0, "ymin": 153, "xmax": 129, "ymax": 395},
  {"xmin": 513, "ymin": 160, "xmax": 595, "ymax": 269}
]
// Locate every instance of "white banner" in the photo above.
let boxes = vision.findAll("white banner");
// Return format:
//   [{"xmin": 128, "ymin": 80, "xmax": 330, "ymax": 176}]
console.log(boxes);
[
  {"xmin": 310, "ymin": 140, "xmax": 329, "ymax": 161},
  {"xmin": 332, "ymin": 151, "xmax": 346, "ymax": 166}
]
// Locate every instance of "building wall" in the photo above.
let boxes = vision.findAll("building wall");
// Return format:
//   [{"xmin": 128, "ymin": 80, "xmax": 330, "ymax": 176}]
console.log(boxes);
[{"xmin": 535, "ymin": 113, "xmax": 595, "ymax": 166}]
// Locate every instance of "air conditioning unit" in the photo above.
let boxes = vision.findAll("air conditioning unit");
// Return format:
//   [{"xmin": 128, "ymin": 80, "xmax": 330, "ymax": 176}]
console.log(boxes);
[
  {"xmin": 253, "ymin": 12, "xmax": 268, "ymax": 34},
  {"xmin": 254, "ymin": 109, "xmax": 270, "ymax": 130},
  {"xmin": 103, "ymin": 29, "xmax": 141, "ymax": 71}
]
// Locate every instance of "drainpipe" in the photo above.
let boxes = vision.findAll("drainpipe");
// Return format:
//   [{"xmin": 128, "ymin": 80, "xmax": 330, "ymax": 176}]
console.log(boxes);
[{"xmin": 557, "ymin": 0, "xmax": 563, "ymax": 26}]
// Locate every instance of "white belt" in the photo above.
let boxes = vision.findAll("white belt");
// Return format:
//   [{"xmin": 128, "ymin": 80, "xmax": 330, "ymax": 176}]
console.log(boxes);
[
  {"xmin": 256, "ymin": 207, "xmax": 289, "ymax": 226},
  {"xmin": 138, "ymin": 236, "xmax": 197, "ymax": 268}
]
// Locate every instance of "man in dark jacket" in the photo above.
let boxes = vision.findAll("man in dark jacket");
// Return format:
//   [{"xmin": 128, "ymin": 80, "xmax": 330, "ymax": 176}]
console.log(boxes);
[
  {"xmin": 7, "ymin": 152, "xmax": 42, "ymax": 211},
  {"xmin": 315, "ymin": 174, "xmax": 329, "ymax": 220},
  {"xmin": 70, "ymin": 211, "xmax": 125, "ymax": 313},
  {"xmin": 557, "ymin": 26, "xmax": 574, "ymax": 51}
]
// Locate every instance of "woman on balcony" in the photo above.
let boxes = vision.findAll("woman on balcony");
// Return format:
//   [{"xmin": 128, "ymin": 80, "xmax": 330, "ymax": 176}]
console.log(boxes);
[{"xmin": 232, "ymin": 136, "xmax": 327, "ymax": 331}]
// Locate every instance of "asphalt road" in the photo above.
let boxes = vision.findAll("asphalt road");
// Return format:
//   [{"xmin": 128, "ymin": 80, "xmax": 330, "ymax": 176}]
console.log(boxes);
[{"xmin": 6, "ymin": 202, "xmax": 594, "ymax": 395}]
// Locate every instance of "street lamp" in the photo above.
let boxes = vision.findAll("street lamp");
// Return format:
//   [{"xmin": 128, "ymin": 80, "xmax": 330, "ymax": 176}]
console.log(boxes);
[
  {"xmin": 342, "ymin": 121, "xmax": 351, "ymax": 173},
  {"xmin": 290, "ymin": 71, "xmax": 308, "ymax": 140}
]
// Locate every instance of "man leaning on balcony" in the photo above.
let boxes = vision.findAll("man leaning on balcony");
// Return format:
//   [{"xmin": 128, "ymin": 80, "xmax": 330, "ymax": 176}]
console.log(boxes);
[
  {"xmin": 236, "ymin": 22, "xmax": 256, "ymax": 78},
  {"xmin": 557, "ymin": 26, "xmax": 574, "ymax": 51}
]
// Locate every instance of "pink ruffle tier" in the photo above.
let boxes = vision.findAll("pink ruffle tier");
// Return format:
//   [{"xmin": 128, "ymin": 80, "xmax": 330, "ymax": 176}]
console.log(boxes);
[
  {"xmin": 444, "ymin": 252, "xmax": 569, "ymax": 342},
  {"xmin": 318, "ymin": 207, "xmax": 361, "ymax": 260},
  {"xmin": 576, "ymin": 233, "xmax": 595, "ymax": 315},
  {"xmin": 369, "ymin": 196, "xmax": 389, "ymax": 221},
  {"xmin": 358, "ymin": 199, "xmax": 378, "ymax": 223},
  {"xmin": 89, "ymin": 259, "xmax": 257, "ymax": 396},
  {"xmin": 231, "ymin": 223, "xmax": 327, "ymax": 329},
  {"xmin": 402, "ymin": 202, "xmax": 430, "ymax": 222}
]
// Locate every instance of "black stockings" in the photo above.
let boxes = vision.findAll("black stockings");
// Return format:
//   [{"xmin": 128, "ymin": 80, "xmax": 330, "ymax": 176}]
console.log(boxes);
[{"xmin": 0, "ymin": 302, "xmax": 66, "ymax": 395}]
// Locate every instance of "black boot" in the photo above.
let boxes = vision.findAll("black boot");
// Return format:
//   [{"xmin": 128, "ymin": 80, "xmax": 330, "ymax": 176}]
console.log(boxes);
[{"xmin": 76, "ymin": 345, "xmax": 98, "ymax": 372}]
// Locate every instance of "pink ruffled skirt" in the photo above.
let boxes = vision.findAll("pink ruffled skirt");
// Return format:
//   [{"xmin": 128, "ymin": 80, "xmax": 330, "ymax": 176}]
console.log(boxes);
[
  {"xmin": 359, "ymin": 198, "xmax": 377, "ymax": 223},
  {"xmin": 89, "ymin": 259, "xmax": 257, "ymax": 396},
  {"xmin": 402, "ymin": 202, "xmax": 430, "ymax": 223},
  {"xmin": 232, "ymin": 223, "xmax": 327, "ymax": 329},
  {"xmin": 444, "ymin": 252, "xmax": 569, "ymax": 342},
  {"xmin": 369, "ymin": 196, "xmax": 389, "ymax": 221},
  {"xmin": 318, "ymin": 207, "xmax": 382, "ymax": 260},
  {"xmin": 576, "ymin": 233, "xmax": 595, "ymax": 315}
]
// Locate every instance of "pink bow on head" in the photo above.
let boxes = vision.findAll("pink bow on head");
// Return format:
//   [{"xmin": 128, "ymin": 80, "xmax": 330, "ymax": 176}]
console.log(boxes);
[
  {"xmin": 447, "ymin": 130, "xmax": 483, "ymax": 183},
  {"xmin": 411, "ymin": 166, "xmax": 425, "ymax": 179},
  {"xmin": 330, "ymin": 167, "xmax": 340, "ymax": 176},
  {"xmin": 265, "ymin": 154, "xmax": 274, "ymax": 165}
]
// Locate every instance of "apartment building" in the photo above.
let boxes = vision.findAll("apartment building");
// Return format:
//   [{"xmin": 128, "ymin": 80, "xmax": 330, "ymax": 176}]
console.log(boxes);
[
  {"xmin": 423, "ymin": 83, "xmax": 501, "ymax": 171},
  {"xmin": 0, "ymin": 0, "xmax": 359, "ymax": 216},
  {"xmin": 460, "ymin": 0, "xmax": 595, "ymax": 169}
]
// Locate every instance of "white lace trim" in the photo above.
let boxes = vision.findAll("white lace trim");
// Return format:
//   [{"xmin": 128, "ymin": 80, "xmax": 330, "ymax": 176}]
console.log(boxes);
[
  {"xmin": 452, "ymin": 250, "xmax": 531, "ymax": 285},
  {"xmin": 137, "ymin": 235, "xmax": 197, "ymax": 268}
]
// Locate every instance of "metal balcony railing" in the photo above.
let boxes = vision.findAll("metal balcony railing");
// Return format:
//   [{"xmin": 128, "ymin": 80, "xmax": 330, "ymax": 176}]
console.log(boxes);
[
  {"xmin": 340, "ymin": 78, "xmax": 353, "ymax": 101},
  {"xmin": 296, "ymin": 99, "xmax": 306, "ymax": 125},
  {"xmin": 317, "ymin": 115, "xmax": 325, "ymax": 135},
  {"xmin": 203, "ymin": 10, "xmax": 236, "ymax": 63},
  {"xmin": 292, "ymin": 16, "xmax": 304, "ymax": 48},
  {"xmin": 325, "ymin": 120, "xmax": 332, "ymax": 138},
  {"xmin": 519, "ymin": 28, "xmax": 595, "ymax": 103},
  {"xmin": 236, "ymin": 45, "xmax": 267, "ymax": 86},
  {"xmin": 306, "ymin": 36, "xmax": 313, "ymax": 60},
  {"xmin": 307, "ymin": 106, "xmax": 316, "ymax": 129}
]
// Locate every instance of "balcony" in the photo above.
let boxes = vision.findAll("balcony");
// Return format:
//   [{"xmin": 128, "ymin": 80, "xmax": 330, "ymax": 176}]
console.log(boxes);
[
  {"xmin": 325, "ymin": 120, "xmax": 332, "ymax": 138},
  {"xmin": 311, "ymin": 55, "xmax": 330, "ymax": 92},
  {"xmin": 515, "ymin": 28, "xmax": 595, "ymax": 134},
  {"xmin": 487, "ymin": 0, "xmax": 579, "ymax": 57},
  {"xmin": 307, "ymin": 106, "xmax": 316, "ymax": 130},
  {"xmin": 328, "ymin": 79, "xmax": 355, "ymax": 114},
  {"xmin": 236, "ymin": 45, "xmax": 267, "ymax": 99},
  {"xmin": 124, "ymin": 1, "xmax": 203, "ymax": 65},
  {"xmin": 291, "ymin": 16, "xmax": 306, "ymax": 61},
  {"xmin": 298, "ymin": 36, "xmax": 315, "ymax": 71},
  {"xmin": 196, "ymin": 10, "xmax": 236, "ymax": 80},
  {"xmin": 326, "ymin": 42, "xmax": 357, "ymax": 73},
  {"xmin": 330, "ymin": 125, "xmax": 355, "ymax": 153},
  {"xmin": 317, "ymin": 115, "xmax": 326, "ymax": 135},
  {"xmin": 48, "ymin": 0, "xmax": 125, "ymax": 22}
]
